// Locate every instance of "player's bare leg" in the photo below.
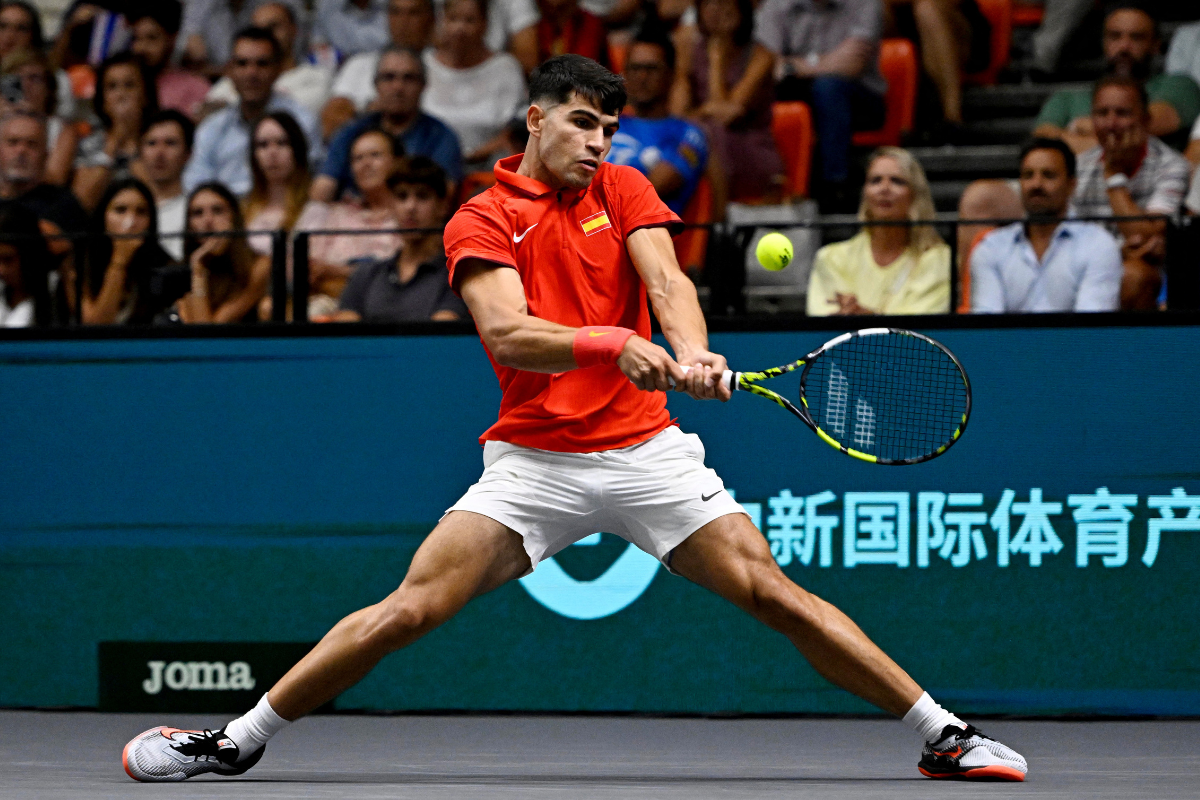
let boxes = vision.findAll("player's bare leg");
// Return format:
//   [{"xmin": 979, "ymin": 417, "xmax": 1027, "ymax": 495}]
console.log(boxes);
[
  {"xmin": 122, "ymin": 511, "xmax": 530, "ymax": 781},
  {"xmin": 670, "ymin": 513, "xmax": 921, "ymax": 715},
  {"xmin": 670, "ymin": 512, "xmax": 1028, "ymax": 780}
]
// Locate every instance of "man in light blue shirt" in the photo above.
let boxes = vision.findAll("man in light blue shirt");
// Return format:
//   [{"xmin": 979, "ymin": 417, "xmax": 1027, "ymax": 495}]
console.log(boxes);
[
  {"xmin": 971, "ymin": 138, "xmax": 1123, "ymax": 313},
  {"xmin": 182, "ymin": 27, "xmax": 323, "ymax": 196}
]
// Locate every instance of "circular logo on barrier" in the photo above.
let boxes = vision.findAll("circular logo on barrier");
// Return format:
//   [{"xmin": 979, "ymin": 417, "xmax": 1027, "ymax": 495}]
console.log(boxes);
[{"xmin": 518, "ymin": 536, "xmax": 660, "ymax": 620}]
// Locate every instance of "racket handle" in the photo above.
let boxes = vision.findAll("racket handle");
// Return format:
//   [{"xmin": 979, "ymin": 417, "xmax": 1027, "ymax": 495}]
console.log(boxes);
[{"xmin": 669, "ymin": 366, "xmax": 735, "ymax": 391}]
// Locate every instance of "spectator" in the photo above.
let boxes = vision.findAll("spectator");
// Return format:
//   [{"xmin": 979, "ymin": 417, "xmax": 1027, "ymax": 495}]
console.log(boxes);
[
  {"xmin": 0, "ymin": 48, "xmax": 79, "ymax": 186},
  {"xmin": 1033, "ymin": 3, "xmax": 1200, "ymax": 153},
  {"xmin": 0, "ymin": 201, "xmax": 53, "ymax": 326},
  {"xmin": 244, "ymin": 111, "xmax": 313, "ymax": 255},
  {"xmin": 54, "ymin": 2, "xmax": 131, "ymax": 70},
  {"xmin": 302, "ymin": 128, "xmax": 406, "ymax": 284},
  {"xmin": 314, "ymin": 47, "xmax": 463, "ymax": 201},
  {"xmin": 607, "ymin": 34, "xmax": 708, "ymax": 214},
  {"xmin": 1070, "ymin": 75, "xmax": 1190, "ymax": 309},
  {"xmin": 883, "ymin": 0, "xmax": 989, "ymax": 134},
  {"xmin": 756, "ymin": 0, "xmax": 887, "ymax": 211},
  {"xmin": 972, "ymin": 138, "xmax": 1123, "ymax": 313},
  {"xmin": 435, "ymin": 0, "xmax": 541, "ymax": 74},
  {"xmin": 672, "ymin": 0, "xmax": 781, "ymax": 203},
  {"xmin": 332, "ymin": 156, "xmax": 467, "ymax": 322},
  {"xmin": 1166, "ymin": 19, "xmax": 1200, "ymax": 86},
  {"xmin": 536, "ymin": 0, "xmax": 606, "ymax": 65},
  {"xmin": 0, "ymin": 111, "xmax": 87, "ymax": 243},
  {"xmin": 178, "ymin": 0, "xmax": 304, "ymax": 74},
  {"xmin": 73, "ymin": 52, "xmax": 158, "ymax": 211},
  {"xmin": 80, "ymin": 178, "xmax": 181, "ymax": 325},
  {"xmin": 806, "ymin": 147, "xmax": 949, "ymax": 316},
  {"xmin": 312, "ymin": 0, "xmax": 391, "ymax": 59},
  {"xmin": 423, "ymin": 0, "xmax": 527, "ymax": 169},
  {"xmin": 206, "ymin": 2, "xmax": 333, "ymax": 118},
  {"xmin": 136, "ymin": 109, "xmax": 193, "ymax": 260},
  {"xmin": 183, "ymin": 27, "xmax": 322, "ymax": 197},
  {"xmin": 2, "ymin": 1, "xmax": 76, "ymax": 122},
  {"xmin": 127, "ymin": 1, "xmax": 211, "ymax": 120},
  {"xmin": 321, "ymin": 0, "xmax": 436, "ymax": 139},
  {"xmin": 176, "ymin": 181, "xmax": 269, "ymax": 323}
]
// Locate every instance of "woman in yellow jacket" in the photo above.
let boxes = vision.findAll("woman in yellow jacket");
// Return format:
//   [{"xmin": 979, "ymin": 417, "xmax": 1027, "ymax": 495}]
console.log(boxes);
[{"xmin": 807, "ymin": 147, "xmax": 950, "ymax": 316}]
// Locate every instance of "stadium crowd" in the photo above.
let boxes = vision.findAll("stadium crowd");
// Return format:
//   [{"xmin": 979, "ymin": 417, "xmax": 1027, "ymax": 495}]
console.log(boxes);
[{"xmin": 0, "ymin": 0, "xmax": 1198, "ymax": 327}]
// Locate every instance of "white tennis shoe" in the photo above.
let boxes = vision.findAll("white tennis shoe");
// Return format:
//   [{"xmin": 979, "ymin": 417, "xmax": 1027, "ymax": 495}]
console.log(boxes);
[
  {"xmin": 122, "ymin": 726, "xmax": 263, "ymax": 782},
  {"xmin": 917, "ymin": 724, "xmax": 1028, "ymax": 781}
]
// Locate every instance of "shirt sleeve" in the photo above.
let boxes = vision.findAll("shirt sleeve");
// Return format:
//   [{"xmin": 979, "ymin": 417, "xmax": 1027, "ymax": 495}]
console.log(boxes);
[
  {"xmin": 1074, "ymin": 228, "xmax": 1123, "ymax": 312},
  {"xmin": 1034, "ymin": 90, "xmax": 1073, "ymax": 129},
  {"xmin": 444, "ymin": 203, "xmax": 518, "ymax": 291},
  {"xmin": 502, "ymin": 0, "xmax": 540, "ymax": 34},
  {"xmin": 611, "ymin": 165, "xmax": 683, "ymax": 236},
  {"xmin": 338, "ymin": 258, "xmax": 375, "ymax": 312},
  {"xmin": 1144, "ymin": 147, "xmax": 1190, "ymax": 214},
  {"xmin": 1165, "ymin": 24, "xmax": 1200, "ymax": 77},
  {"xmin": 753, "ymin": 0, "xmax": 787, "ymax": 54},
  {"xmin": 1149, "ymin": 74, "xmax": 1200, "ymax": 132},
  {"xmin": 968, "ymin": 230, "xmax": 1007, "ymax": 313}
]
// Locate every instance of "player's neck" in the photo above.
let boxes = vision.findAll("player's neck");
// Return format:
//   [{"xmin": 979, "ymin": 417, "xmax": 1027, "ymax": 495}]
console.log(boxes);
[{"xmin": 515, "ymin": 146, "xmax": 570, "ymax": 192}]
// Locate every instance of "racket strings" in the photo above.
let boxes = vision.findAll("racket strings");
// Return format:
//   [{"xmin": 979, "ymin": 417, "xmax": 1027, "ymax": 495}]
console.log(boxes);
[{"xmin": 804, "ymin": 333, "xmax": 968, "ymax": 463}]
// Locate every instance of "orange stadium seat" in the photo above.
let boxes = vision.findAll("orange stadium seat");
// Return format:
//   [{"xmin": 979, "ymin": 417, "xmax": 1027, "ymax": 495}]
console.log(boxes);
[
  {"xmin": 673, "ymin": 175, "xmax": 713, "ymax": 274},
  {"xmin": 1012, "ymin": 0, "xmax": 1044, "ymax": 27},
  {"xmin": 852, "ymin": 38, "xmax": 917, "ymax": 148},
  {"xmin": 965, "ymin": 0, "xmax": 1014, "ymax": 86},
  {"xmin": 607, "ymin": 38, "xmax": 629, "ymax": 75},
  {"xmin": 770, "ymin": 101, "xmax": 813, "ymax": 199}
]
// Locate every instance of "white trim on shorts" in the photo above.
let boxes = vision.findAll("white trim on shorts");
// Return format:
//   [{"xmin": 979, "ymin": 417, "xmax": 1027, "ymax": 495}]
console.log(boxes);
[{"xmin": 445, "ymin": 426, "xmax": 748, "ymax": 574}]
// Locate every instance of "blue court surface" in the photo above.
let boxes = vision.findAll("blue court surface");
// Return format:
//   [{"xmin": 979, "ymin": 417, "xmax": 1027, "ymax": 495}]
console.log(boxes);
[{"xmin": 1, "ymin": 712, "xmax": 1192, "ymax": 798}]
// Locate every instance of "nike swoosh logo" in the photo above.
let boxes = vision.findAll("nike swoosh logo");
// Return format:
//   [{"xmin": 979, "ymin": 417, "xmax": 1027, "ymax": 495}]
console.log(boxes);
[
  {"xmin": 701, "ymin": 491, "xmax": 720, "ymax": 502},
  {"xmin": 588, "ymin": 331, "xmax": 610, "ymax": 337},
  {"xmin": 513, "ymin": 223, "xmax": 538, "ymax": 243}
]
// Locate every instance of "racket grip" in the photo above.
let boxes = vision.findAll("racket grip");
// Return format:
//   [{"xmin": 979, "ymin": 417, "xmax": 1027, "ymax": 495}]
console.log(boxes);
[{"xmin": 669, "ymin": 366, "xmax": 735, "ymax": 391}]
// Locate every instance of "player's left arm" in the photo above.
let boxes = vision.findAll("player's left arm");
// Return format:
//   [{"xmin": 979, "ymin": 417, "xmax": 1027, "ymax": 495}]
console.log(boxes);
[{"xmin": 627, "ymin": 226, "xmax": 732, "ymax": 401}]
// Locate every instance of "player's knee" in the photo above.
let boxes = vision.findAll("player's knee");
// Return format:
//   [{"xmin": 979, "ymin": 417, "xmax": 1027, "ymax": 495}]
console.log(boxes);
[
  {"xmin": 745, "ymin": 565, "xmax": 822, "ymax": 633},
  {"xmin": 360, "ymin": 596, "xmax": 440, "ymax": 653}
]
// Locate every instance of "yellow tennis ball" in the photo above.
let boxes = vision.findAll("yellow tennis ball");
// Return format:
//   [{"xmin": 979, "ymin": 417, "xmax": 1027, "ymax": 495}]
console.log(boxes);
[{"xmin": 756, "ymin": 232, "xmax": 793, "ymax": 271}]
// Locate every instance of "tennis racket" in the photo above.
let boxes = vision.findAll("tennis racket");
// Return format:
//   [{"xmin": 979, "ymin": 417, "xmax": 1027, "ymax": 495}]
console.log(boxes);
[{"xmin": 680, "ymin": 328, "xmax": 971, "ymax": 465}]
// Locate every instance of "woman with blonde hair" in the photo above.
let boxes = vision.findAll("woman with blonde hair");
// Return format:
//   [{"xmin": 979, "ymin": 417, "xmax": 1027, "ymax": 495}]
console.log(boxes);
[{"xmin": 807, "ymin": 147, "xmax": 950, "ymax": 316}]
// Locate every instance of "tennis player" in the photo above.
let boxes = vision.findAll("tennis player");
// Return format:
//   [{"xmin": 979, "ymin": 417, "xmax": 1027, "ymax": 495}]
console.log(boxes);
[{"xmin": 122, "ymin": 55, "xmax": 1027, "ymax": 783}]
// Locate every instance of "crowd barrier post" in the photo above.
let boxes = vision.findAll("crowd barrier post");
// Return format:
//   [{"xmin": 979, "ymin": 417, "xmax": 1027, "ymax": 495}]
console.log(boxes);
[
  {"xmin": 293, "ymin": 232, "xmax": 310, "ymax": 323},
  {"xmin": 270, "ymin": 229, "xmax": 288, "ymax": 323}
]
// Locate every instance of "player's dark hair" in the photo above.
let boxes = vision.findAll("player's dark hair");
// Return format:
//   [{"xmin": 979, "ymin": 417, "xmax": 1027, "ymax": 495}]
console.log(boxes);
[
  {"xmin": 631, "ymin": 28, "xmax": 676, "ymax": 72},
  {"xmin": 93, "ymin": 52, "xmax": 159, "ymax": 131},
  {"xmin": 126, "ymin": 0, "xmax": 183, "ymax": 36},
  {"xmin": 1019, "ymin": 137, "xmax": 1076, "ymax": 179},
  {"xmin": 528, "ymin": 54, "xmax": 626, "ymax": 116},
  {"xmin": 234, "ymin": 25, "xmax": 284, "ymax": 64},
  {"xmin": 1091, "ymin": 73, "xmax": 1149, "ymax": 115},
  {"xmin": 141, "ymin": 108, "xmax": 195, "ymax": 151},
  {"xmin": 388, "ymin": 155, "xmax": 448, "ymax": 199}
]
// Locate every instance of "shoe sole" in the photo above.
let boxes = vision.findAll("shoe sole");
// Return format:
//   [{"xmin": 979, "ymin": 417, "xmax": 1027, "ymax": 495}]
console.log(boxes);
[{"xmin": 919, "ymin": 764, "xmax": 1026, "ymax": 781}]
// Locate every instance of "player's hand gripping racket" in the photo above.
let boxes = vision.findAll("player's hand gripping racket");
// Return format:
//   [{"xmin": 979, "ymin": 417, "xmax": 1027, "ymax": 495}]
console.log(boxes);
[{"xmin": 678, "ymin": 328, "xmax": 971, "ymax": 465}]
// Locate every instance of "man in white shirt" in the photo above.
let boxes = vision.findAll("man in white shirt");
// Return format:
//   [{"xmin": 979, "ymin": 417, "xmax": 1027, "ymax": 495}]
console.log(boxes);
[
  {"xmin": 972, "ymin": 138, "xmax": 1123, "ymax": 313},
  {"xmin": 183, "ymin": 27, "xmax": 323, "ymax": 196},
  {"xmin": 206, "ymin": 3, "xmax": 333, "ymax": 118},
  {"xmin": 137, "ymin": 110, "xmax": 194, "ymax": 261}
]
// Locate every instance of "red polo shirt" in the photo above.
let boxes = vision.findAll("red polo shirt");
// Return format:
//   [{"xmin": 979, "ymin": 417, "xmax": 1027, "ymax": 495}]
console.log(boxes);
[{"xmin": 445, "ymin": 154, "xmax": 682, "ymax": 452}]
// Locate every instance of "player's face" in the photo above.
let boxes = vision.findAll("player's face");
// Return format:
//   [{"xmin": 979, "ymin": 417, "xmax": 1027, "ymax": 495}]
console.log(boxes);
[
  {"xmin": 862, "ymin": 155, "xmax": 912, "ymax": 222},
  {"xmin": 1091, "ymin": 85, "xmax": 1147, "ymax": 148},
  {"xmin": 1019, "ymin": 148, "xmax": 1073, "ymax": 218},
  {"xmin": 534, "ymin": 94, "xmax": 619, "ymax": 190}
]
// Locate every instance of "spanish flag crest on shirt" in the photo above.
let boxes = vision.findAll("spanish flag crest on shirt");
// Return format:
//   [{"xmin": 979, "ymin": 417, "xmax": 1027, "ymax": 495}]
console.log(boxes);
[{"xmin": 580, "ymin": 210, "xmax": 611, "ymax": 236}]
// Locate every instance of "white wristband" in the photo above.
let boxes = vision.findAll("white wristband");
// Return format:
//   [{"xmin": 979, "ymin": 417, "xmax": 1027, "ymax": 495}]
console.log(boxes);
[{"xmin": 1105, "ymin": 173, "xmax": 1130, "ymax": 190}]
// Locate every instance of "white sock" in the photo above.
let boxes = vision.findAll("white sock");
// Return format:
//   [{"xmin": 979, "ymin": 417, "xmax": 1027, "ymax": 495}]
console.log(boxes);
[
  {"xmin": 224, "ymin": 693, "xmax": 291, "ymax": 762},
  {"xmin": 903, "ymin": 691, "xmax": 966, "ymax": 743}
]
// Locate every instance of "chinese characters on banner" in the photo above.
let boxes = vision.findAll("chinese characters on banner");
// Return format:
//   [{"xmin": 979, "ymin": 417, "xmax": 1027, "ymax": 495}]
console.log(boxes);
[{"xmin": 729, "ymin": 488, "xmax": 1200, "ymax": 569}]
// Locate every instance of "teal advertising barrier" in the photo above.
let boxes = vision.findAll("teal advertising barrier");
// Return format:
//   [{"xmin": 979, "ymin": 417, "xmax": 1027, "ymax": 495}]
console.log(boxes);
[{"xmin": 2, "ymin": 319, "xmax": 1198, "ymax": 715}]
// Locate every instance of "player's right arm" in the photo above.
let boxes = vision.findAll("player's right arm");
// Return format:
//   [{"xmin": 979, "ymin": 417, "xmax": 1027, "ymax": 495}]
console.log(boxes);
[{"xmin": 457, "ymin": 258, "xmax": 685, "ymax": 390}]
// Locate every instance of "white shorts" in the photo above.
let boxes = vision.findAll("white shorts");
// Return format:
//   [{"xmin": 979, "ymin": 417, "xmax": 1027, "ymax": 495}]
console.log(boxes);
[{"xmin": 446, "ymin": 426, "xmax": 747, "ymax": 573}]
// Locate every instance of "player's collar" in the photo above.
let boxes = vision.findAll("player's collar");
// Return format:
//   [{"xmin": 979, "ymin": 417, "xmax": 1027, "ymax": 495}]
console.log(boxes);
[{"xmin": 493, "ymin": 154, "xmax": 592, "ymax": 201}]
